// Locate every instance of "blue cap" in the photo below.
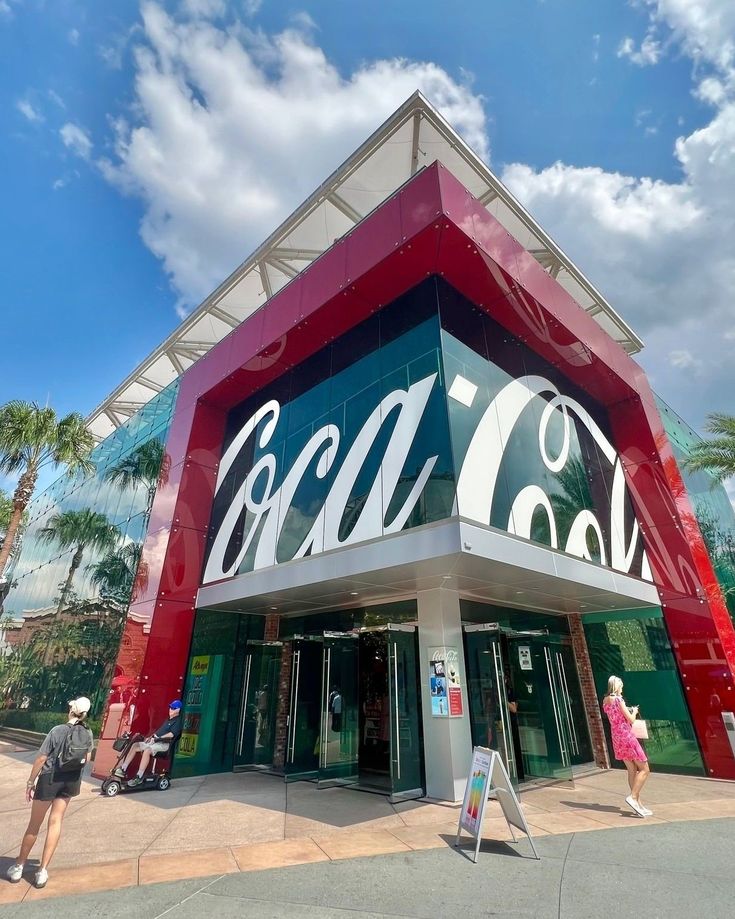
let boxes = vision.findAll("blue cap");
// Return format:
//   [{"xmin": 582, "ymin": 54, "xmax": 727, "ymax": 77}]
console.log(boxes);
[{"xmin": 169, "ymin": 700, "xmax": 182, "ymax": 710}]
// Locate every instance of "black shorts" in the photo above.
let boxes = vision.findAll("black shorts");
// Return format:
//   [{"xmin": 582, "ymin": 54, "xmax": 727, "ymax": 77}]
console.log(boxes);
[{"xmin": 35, "ymin": 771, "xmax": 82, "ymax": 801}]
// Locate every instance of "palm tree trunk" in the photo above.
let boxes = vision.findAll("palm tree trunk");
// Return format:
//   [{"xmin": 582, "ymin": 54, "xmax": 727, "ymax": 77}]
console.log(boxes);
[
  {"xmin": 0, "ymin": 468, "xmax": 36, "ymax": 579},
  {"xmin": 57, "ymin": 544, "xmax": 84, "ymax": 615}
]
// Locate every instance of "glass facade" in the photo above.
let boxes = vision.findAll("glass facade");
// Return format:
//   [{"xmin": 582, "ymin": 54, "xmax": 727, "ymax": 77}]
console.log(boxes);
[
  {"xmin": 205, "ymin": 278, "xmax": 648, "ymax": 585},
  {"xmin": 0, "ymin": 383, "xmax": 179, "ymax": 731},
  {"xmin": 658, "ymin": 397, "xmax": 735, "ymax": 627},
  {"xmin": 438, "ymin": 282, "xmax": 646, "ymax": 578},
  {"xmin": 205, "ymin": 281, "xmax": 454, "ymax": 580},
  {"xmin": 176, "ymin": 608, "xmax": 265, "ymax": 777},
  {"xmin": 584, "ymin": 608, "xmax": 705, "ymax": 775}
]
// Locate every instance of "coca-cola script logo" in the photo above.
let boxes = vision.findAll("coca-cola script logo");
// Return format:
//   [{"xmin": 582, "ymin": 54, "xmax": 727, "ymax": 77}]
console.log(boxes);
[{"xmin": 203, "ymin": 372, "xmax": 650, "ymax": 584}]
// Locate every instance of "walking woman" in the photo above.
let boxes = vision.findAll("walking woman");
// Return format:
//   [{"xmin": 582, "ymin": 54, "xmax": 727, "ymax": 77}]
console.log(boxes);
[
  {"xmin": 602, "ymin": 676, "xmax": 651, "ymax": 817},
  {"xmin": 6, "ymin": 697, "xmax": 93, "ymax": 889}
]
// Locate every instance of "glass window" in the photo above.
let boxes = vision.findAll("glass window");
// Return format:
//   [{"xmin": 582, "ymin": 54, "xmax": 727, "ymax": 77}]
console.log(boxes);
[{"xmin": 584, "ymin": 608, "xmax": 705, "ymax": 775}]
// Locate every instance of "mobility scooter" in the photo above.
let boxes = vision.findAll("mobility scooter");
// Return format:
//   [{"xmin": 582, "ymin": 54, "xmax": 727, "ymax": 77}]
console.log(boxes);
[{"xmin": 101, "ymin": 732, "xmax": 173, "ymax": 797}]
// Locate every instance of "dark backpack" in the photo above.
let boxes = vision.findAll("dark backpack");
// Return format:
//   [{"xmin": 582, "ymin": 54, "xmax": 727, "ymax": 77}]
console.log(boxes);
[{"xmin": 56, "ymin": 722, "xmax": 94, "ymax": 773}]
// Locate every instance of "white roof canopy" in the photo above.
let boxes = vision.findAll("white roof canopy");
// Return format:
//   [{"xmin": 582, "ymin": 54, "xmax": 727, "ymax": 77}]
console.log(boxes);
[{"xmin": 87, "ymin": 93, "xmax": 643, "ymax": 441}]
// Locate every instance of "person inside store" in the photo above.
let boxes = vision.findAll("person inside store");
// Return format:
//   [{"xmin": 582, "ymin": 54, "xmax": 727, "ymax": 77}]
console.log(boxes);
[
  {"xmin": 504, "ymin": 673, "xmax": 525, "ymax": 782},
  {"xmin": 6, "ymin": 696, "xmax": 94, "ymax": 889},
  {"xmin": 602, "ymin": 675, "xmax": 651, "ymax": 817},
  {"xmin": 114, "ymin": 699, "xmax": 183, "ymax": 786}
]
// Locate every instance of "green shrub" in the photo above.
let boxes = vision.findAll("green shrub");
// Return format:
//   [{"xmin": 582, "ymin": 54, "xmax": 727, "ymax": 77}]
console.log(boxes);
[{"xmin": 0, "ymin": 710, "xmax": 101, "ymax": 736}]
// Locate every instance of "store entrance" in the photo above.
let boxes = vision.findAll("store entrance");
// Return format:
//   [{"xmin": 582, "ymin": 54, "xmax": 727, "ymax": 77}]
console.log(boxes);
[
  {"xmin": 284, "ymin": 626, "xmax": 424, "ymax": 800},
  {"xmin": 233, "ymin": 640, "xmax": 283, "ymax": 771},
  {"xmin": 464, "ymin": 624, "xmax": 592, "ymax": 785}
]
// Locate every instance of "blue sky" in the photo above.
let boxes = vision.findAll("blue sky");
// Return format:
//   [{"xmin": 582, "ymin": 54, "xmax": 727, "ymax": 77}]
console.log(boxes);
[{"xmin": 1, "ymin": 0, "xmax": 734, "ymax": 498}]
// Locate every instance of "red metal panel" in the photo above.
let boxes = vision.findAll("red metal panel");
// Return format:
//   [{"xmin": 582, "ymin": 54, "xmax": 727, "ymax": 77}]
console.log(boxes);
[{"xmin": 139, "ymin": 600, "xmax": 196, "ymax": 689}]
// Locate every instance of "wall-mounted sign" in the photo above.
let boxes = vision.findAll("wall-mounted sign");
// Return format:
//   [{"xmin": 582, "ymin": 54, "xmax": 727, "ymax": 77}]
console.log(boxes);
[
  {"xmin": 204, "ymin": 343, "xmax": 651, "ymax": 585},
  {"xmin": 518, "ymin": 646, "xmax": 532, "ymax": 671},
  {"xmin": 429, "ymin": 646, "xmax": 464, "ymax": 718},
  {"xmin": 179, "ymin": 655, "xmax": 223, "ymax": 762}
]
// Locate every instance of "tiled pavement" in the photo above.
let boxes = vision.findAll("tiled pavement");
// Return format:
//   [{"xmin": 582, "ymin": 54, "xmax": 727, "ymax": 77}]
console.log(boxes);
[{"xmin": 2, "ymin": 740, "xmax": 735, "ymax": 905}]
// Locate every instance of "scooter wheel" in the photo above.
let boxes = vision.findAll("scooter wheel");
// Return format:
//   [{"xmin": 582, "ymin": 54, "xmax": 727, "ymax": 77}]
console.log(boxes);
[
  {"xmin": 104, "ymin": 780, "xmax": 121, "ymax": 797},
  {"xmin": 157, "ymin": 775, "xmax": 171, "ymax": 791}
]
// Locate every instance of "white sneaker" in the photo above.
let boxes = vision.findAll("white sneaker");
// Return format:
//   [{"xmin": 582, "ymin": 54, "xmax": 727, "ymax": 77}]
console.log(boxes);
[
  {"xmin": 625, "ymin": 795, "xmax": 645, "ymax": 816},
  {"xmin": 6, "ymin": 863, "xmax": 23, "ymax": 883},
  {"xmin": 34, "ymin": 868, "xmax": 48, "ymax": 889},
  {"xmin": 640, "ymin": 806, "xmax": 653, "ymax": 816}
]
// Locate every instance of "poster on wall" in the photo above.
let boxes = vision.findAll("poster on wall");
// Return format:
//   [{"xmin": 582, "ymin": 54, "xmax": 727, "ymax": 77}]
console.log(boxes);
[
  {"xmin": 179, "ymin": 655, "xmax": 223, "ymax": 764},
  {"xmin": 518, "ymin": 646, "xmax": 532, "ymax": 671},
  {"xmin": 428, "ymin": 647, "xmax": 464, "ymax": 718}
]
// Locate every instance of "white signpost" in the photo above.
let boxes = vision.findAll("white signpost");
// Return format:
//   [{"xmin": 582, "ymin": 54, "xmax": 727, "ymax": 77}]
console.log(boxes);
[{"xmin": 456, "ymin": 746, "xmax": 539, "ymax": 863}]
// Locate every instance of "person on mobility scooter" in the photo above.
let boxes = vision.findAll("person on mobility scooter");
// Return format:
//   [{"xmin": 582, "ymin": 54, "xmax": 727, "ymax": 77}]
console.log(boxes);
[{"xmin": 101, "ymin": 700, "xmax": 182, "ymax": 796}]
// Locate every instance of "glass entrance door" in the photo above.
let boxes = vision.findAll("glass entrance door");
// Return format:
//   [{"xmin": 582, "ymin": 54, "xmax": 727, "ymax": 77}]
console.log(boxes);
[
  {"xmin": 318, "ymin": 633, "xmax": 359, "ymax": 786},
  {"xmin": 463, "ymin": 625, "xmax": 519, "ymax": 785},
  {"xmin": 285, "ymin": 638, "xmax": 323, "ymax": 780},
  {"xmin": 233, "ymin": 641, "xmax": 282, "ymax": 770},
  {"xmin": 505, "ymin": 632, "xmax": 574, "ymax": 782},
  {"xmin": 386, "ymin": 625, "xmax": 423, "ymax": 800}
]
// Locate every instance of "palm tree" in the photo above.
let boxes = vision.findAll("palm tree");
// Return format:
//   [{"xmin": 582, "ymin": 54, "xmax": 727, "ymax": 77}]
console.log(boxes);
[
  {"xmin": 39, "ymin": 509, "xmax": 120, "ymax": 614},
  {"xmin": 88, "ymin": 541, "xmax": 142, "ymax": 604},
  {"xmin": 103, "ymin": 438, "xmax": 168, "ymax": 512},
  {"xmin": 683, "ymin": 413, "xmax": 735, "ymax": 484},
  {"xmin": 0, "ymin": 401, "xmax": 95, "ymax": 577}
]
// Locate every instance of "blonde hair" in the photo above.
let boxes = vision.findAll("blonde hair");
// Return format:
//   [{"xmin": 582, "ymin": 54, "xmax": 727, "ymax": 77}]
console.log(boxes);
[{"xmin": 606, "ymin": 675, "xmax": 623, "ymax": 697}]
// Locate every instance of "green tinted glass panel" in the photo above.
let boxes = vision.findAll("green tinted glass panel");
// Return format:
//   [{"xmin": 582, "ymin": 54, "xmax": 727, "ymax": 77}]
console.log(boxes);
[
  {"xmin": 177, "ymin": 610, "xmax": 264, "ymax": 778},
  {"xmin": 319, "ymin": 635, "xmax": 359, "ymax": 784},
  {"xmin": 233, "ymin": 643, "xmax": 282, "ymax": 768},
  {"xmin": 584, "ymin": 609, "xmax": 704, "ymax": 775},
  {"xmin": 284, "ymin": 639, "xmax": 322, "ymax": 780},
  {"xmin": 463, "ymin": 630, "xmax": 519, "ymax": 785},
  {"xmin": 388, "ymin": 628, "xmax": 424, "ymax": 797}
]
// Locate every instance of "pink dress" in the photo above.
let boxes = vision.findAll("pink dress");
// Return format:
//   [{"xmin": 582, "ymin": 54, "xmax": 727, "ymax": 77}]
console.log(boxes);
[{"xmin": 603, "ymin": 696, "xmax": 647, "ymax": 762}]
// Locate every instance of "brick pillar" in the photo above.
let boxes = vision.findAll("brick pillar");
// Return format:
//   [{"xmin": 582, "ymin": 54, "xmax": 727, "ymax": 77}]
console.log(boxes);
[
  {"xmin": 264, "ymin": 613, "xmax": 280, "ymax": 641},
  {"xmin": 567, "ymin": 613, "xmax": 610, "ymax": 769},
  {"xmin": 272, "ymin": 640, "xmax": 293, "ymax": 769}
]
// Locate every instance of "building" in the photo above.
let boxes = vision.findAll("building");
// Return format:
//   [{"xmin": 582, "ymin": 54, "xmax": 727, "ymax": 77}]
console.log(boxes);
[{"xmin": 2, "ymin": 95, "xmax": 735, "ymax": 798}]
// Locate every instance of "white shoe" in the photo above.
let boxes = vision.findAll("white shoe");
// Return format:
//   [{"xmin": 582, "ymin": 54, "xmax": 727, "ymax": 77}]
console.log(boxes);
[
  {"xmin": 625, "ymin": 795, "xmax": 645, "ymax": 816},
  {"xmin": 6, "ymin": 863, "xmax": 23, "ymax": 883},
  {"xmin": 640, "ymin": 806, "xmax": 653, "ymax": 816},
  {"xmin": 34, "ymin": 868, "xmax": 48, "ymax": 889}
]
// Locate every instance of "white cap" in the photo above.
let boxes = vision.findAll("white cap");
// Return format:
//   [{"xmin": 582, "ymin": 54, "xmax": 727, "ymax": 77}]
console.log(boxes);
[{"xmin": 68, "ymin": 696, "xmax": 92, "ymax": 717}]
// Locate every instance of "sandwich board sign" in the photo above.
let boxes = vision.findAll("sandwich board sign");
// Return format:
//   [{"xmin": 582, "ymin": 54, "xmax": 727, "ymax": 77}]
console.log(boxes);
[{"xmin": 455, "ymin": 746, "xmax": 539, "ymax": 863}]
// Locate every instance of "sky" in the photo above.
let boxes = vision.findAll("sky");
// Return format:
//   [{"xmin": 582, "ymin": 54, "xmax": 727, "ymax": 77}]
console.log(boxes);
[{"xmin": 1, "ymin": 0, "xmax": 734, "ymax": 500}]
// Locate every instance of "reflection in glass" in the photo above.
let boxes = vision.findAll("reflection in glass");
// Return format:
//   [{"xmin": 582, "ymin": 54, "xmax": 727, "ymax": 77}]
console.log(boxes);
[{"xmin": 0, "ymin": 384, "xmax": 178, "ymax": 733}]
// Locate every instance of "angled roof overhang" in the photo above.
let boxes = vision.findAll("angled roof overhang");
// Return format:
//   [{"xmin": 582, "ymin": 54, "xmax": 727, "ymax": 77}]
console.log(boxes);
[{"xmin": 86, "ymin": 92, "xmax": 643, "ymax": 441}]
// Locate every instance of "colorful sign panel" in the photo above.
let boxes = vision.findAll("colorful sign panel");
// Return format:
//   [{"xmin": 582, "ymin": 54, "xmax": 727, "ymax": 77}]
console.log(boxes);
[
  {"xmin": 456, "ymin": 747, "xmax": 539, "ymax": 863},
  {"xmin": 429, "ymin": 646, "xmax": 464, "ymax": 718},
  {"xmin": 179, "ymin": 655, "xmax": 223, "ymax": 764}
]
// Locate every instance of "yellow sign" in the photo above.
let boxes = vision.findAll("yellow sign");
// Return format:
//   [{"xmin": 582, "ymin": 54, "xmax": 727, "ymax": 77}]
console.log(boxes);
[
  {"xmin": 190, "ymin": 655, "xmax": 210, "ymax": 676},
  {"xmin": 179, "ymin": 732, "xmax": 199, "ymax": 757}
]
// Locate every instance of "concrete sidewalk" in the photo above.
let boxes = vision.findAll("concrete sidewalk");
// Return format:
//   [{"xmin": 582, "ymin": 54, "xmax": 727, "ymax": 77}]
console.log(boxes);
[
  {"xmin": 1, "ymin": 817, "xmax": 734, "ymax": 918},
  {"xmin": 2, "ymin": 739, "xmax": 735, "ymax": 906}
]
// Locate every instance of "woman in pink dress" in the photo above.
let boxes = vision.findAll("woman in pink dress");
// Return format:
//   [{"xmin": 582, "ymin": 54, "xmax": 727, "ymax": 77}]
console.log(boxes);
[{"xmin": 602, "ymin": 675, "xmax": 651, "ymax": 817}]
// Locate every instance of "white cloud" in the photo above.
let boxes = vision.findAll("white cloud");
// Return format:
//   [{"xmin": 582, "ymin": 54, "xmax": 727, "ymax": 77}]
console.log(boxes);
[
  {"xmin": 16, "ymin": 98, "xmax": 43, "ymax": 123},
  {"xmin": 60, "ymin": 122, "xmax": 92, "ymax": 160},
  {"xmin": 644, "ymin": 0, "xmax": 735, "ymax": 72},
  {"xmin": 617, "ymin": 35, "xmax": 662, "ymax": 66},
  {"xmin": 180, "ymin": 0, "xmax": 226, "ymax": 16},
  {"xmin": 68, "ymin": 27, "xmax": 79, "ymax": 45},
  {"xmin": 98, "ymin": 2, "xmax": 488, "ymax": 307},
  {"xmin": 669, "ymin": 349, "xmax": 702, "ymax": 371},
  {"xmin": 86, "ymin": 0, "xmax": 733, "ymax": 437},
  {"xmin": 48, "ymin": 89, "xmax": 66, "ymax": 109}
]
